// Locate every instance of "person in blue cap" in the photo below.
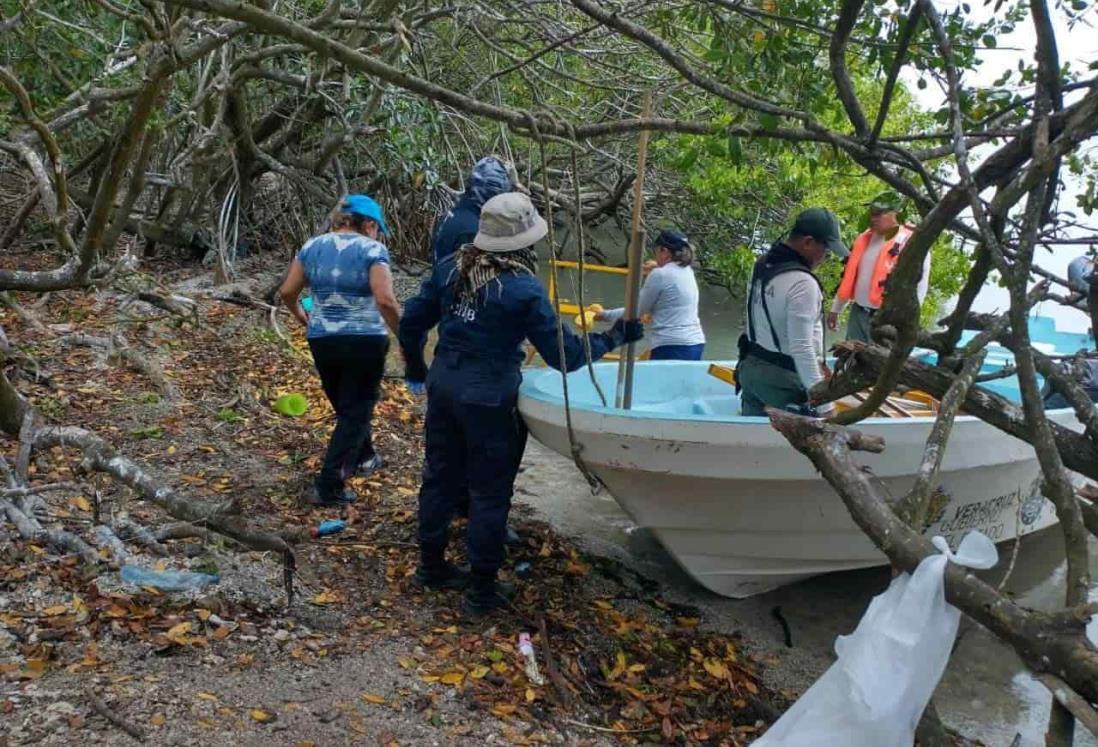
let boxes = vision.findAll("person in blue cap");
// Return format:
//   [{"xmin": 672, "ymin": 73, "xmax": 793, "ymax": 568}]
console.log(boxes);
[
  {"xmin": 280, "ymin": 194, "xmax": 401, "ymax": 506},
  {"xmin": 400, "ymin": 192, "xmax": 643, "ymax": 617},
  {"xmin": 596, "ymin": 229, "xmax": 706, "ymax": 360},
  {"xmin": 431, "ymin": 156, "xmax": 514, "ymax": 265}
]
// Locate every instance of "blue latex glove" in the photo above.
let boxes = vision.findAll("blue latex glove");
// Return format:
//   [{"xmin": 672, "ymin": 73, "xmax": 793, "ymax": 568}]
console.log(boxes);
[{"xmin": 406, "ymin": 380, "xmax": 426, "ymax": 396}]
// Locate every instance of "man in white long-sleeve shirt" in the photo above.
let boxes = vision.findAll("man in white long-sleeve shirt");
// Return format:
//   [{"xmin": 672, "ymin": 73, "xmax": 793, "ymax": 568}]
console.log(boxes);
[
  {"xmin": 738, "ymin": 208, "xmax": 845, "ymax": 417},
  {"xmin": 826, "ymin": 191, "xmax": 930, "ymax": 342}
]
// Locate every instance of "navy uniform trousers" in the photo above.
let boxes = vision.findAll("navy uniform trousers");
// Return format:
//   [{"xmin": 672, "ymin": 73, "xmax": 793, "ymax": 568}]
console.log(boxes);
[{"xmin": 417, "ymin": 352, "xmax": 527, "ymax": 579}]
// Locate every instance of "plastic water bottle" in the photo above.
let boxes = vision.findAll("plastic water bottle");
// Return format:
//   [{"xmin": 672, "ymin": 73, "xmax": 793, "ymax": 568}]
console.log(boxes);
[
  {"xmin": 310, "ymin": 519, "xmax": 346, "ymax": 538},
  {"xmin": 120, "ymin": 565, "xmax": 220, "ymax": 591},
  {"xmin": 518, "ymin": 632, "xmax": 545, "ymax": 685}
]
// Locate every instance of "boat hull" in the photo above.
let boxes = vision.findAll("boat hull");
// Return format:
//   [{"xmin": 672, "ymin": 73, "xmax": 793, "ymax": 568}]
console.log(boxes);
[{"xmin": 518, "ymin": 361, "xmax": 1075, "ymax": 598}]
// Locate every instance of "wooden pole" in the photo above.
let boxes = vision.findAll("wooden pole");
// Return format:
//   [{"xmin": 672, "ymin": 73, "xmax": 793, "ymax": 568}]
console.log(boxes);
[{"xmin": 615, "ymin": 93, "xmax": 653, "ymax": 409}]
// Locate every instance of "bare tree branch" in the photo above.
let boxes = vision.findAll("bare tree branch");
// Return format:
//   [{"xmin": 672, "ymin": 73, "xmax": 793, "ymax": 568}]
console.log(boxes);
[
  {"xmin": 769, "ymin": 408, "xmax": 1098, "ymax": 703},
  {"xmin": 896, "ymin": 349, "xmax": 987, "ymax": 528},
  {"xmin": 868, "ymin": 2, "xmax": 923, "ymax": 147},
  {"xmin": 829, "ymin": 0, "xmax": 870, "ymax": 139}
]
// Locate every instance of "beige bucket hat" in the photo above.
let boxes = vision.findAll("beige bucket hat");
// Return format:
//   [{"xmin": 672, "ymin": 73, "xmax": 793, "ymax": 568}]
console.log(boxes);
[{"xmin": 473, "ymin": 192, "xmax": 549, "ymax": 253}]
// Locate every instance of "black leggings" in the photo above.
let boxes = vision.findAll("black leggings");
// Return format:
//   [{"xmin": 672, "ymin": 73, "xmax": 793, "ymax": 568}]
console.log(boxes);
[{"xmin": 308, "ymin": 335, "xmax": 389, "ymax": 494}]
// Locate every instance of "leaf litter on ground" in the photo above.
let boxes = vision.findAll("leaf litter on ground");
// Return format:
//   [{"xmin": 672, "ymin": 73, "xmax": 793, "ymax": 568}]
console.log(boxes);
[{"xmin": 0, "ymin": 272, "xmax": 783, "ymax": 744}]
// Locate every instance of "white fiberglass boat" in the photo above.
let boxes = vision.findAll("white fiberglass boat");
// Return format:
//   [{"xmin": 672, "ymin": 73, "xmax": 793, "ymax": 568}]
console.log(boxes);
[{"xmin": 519, "ymin": 326, "xmax": 1090, "ymax": 598}]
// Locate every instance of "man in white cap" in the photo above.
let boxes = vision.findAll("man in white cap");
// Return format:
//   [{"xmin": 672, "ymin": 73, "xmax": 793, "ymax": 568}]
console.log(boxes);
[{"xmin": 399, "ymin": 192, "xmax": 643, "ymax": 617}]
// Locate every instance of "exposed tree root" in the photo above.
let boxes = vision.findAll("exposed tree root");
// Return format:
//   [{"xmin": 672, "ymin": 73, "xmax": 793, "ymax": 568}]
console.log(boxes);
[
  {"xmin": 60, "ymin": 333, "xmax": 181, "ymax": 401},
  {"xmin": 0, "ymin": 365, "xmax": 294, "ymax": 554},
  {"xmin": 1, "ymin": 497, "xmax": 101, "ymax": 565}
]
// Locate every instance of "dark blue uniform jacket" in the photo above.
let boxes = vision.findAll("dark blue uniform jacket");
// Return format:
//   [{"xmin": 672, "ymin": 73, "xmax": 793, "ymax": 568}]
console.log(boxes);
[{"xmin": 399, "ymin": 254, "xmax": 617, "ymax": 398}]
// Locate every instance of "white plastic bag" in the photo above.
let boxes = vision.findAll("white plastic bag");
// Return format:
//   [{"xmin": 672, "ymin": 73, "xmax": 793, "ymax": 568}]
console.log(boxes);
[{"xmin": 755, "ymin": 531, "xmax": 997, "ymax": 747}]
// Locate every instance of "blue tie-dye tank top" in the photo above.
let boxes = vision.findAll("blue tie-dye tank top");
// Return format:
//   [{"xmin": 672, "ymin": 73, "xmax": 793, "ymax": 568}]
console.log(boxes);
[{"xmin": 297, "ymin": 232, "xmax": 390, "ymax": 339}]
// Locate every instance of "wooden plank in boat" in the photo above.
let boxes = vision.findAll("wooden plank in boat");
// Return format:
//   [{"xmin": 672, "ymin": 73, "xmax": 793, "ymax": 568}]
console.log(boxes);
[{"xmin": 707, "ymin": 363, "xmax": 736, "ymax": 386}]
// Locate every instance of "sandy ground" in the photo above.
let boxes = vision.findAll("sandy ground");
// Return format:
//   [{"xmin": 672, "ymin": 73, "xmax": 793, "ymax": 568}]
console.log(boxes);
[
  {"xmin": 514, "ymin": 440, "xmax": 1098, "ymax": 747},
  {"xmin": 513, "ymin": 441, "xmax": 871, "ymax": 698}
]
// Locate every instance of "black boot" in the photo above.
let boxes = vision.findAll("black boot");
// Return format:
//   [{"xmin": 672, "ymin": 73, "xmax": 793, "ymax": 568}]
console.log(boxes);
[
  {"xmin": 461, "ymin": 573, "xmax": 516, "ymax": 618},
  {"xmin": 414, "ymin": 561, "xmax": 470, "ymax": 590},
  {"xmin": 308, "ymin": 484, "xmax": 356, "ymax": 506},
  {"xmin": 415, "ymin": 545, "xmax": 469, "ymax": 590}
]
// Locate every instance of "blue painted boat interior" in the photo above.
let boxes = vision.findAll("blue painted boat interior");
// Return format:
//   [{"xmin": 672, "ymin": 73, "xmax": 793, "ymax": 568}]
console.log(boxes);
[{"xmin": 520, "ymin": 315, "xmax": 1091, "ymax": 420}]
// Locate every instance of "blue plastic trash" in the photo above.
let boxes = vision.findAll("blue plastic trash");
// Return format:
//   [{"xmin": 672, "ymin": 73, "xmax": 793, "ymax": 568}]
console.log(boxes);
[
  {"xmin": 311, "ymin": 519, "xmax": 346, "ymax": 538},
  {"xmin": 300, "ymin": 296, "xmax": 314, "ymax": 313},
  {"xmin": 120, "ymin": 565, "xmax": 220, "ymax": 591}
]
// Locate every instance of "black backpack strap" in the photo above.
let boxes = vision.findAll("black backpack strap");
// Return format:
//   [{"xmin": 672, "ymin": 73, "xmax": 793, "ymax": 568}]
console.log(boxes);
[
  {"xmin": 758, "ymin": 274, "xmax": 784, "ymax": 352},
  {"xmin": 748, "ymin": 259, "xmax": 816, "ymax": 353},
  {"xmin": 746, "ymin": 257, "xmax": 763, "ymax": 344}
]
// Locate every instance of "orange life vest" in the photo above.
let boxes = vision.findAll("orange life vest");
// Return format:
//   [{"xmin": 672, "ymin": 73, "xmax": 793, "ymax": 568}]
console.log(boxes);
[{"xmin": 836, "ymin": 224, "xmax": 915, "ymax": 309}]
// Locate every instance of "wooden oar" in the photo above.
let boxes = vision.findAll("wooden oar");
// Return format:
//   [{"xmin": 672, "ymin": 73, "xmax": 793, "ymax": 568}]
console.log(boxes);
[{"xmin": 615, "ymin": 92, "xmax": 653, "ymax": 410}]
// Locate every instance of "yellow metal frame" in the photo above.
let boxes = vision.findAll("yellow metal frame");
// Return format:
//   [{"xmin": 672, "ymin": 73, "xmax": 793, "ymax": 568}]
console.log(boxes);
[
  {"xmin": 546, "ymin": 259, "xmax": 628, "ymax": 316},
  {"xmin": 529, "ymin": 259, "xmax": 644, "ymax": 365}
]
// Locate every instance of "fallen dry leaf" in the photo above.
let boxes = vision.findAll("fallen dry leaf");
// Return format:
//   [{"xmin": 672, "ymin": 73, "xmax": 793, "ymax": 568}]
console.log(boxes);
[
  {"xmin": 166, "ymin": 621, "xmax": 192, "ymax": 639},
  {"xmin": 250, "ymin": 708, "xmax": 275, "ymax": 723},
  {"xmin": 703, "ymin": 658, "xmax": 730, "ymax": 680},
  {"xmin": 21, "ymin": 659, "xmax": 48, "ymax": 679},
  {"xmin": 361, "ymin": 693, "xmax": 386, "ymax": 705},
  {"xmin": 310, "ymin": 590, "xmax": 340, "ymax": 605}
]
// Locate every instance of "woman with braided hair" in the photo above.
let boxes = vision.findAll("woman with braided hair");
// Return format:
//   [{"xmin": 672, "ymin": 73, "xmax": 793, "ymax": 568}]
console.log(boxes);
[{"xmin": 399, "ymin": 192, "xmax": 643, "ymax": 617}]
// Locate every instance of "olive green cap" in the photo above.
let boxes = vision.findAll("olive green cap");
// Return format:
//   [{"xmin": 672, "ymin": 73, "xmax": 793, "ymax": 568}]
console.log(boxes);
[{"xmin": 867, "ymin": 190, "xmax": 903, "ymax": 214}]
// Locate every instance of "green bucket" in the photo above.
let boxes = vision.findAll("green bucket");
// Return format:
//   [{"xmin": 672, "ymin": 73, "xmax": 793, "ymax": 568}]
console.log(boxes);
[{"xmin": 273, "ymin": 393, "xmax": 309, "ymax": 417}]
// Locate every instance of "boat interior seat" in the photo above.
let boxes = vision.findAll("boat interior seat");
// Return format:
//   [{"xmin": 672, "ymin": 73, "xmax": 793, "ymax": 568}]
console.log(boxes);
[
  {"xmin": 695, "ymin": 395, "xmax": 741, "ymax": 416},
  {"xmin": 692, "ymin": 398, "xmax": 715, "ymax": 416},
  {"xmin": 631, "ymin": 395, "xmax": 740, "ymax": 417}
]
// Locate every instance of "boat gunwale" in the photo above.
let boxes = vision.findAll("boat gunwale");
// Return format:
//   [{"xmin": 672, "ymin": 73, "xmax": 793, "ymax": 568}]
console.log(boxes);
[{"xmin": 518, "ymin": 360, "xmax": 1076, "ymax": 428}]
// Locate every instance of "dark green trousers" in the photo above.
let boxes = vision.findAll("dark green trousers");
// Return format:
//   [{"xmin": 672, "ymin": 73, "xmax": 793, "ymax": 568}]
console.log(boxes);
[{"xmin": 737, "ymin": 354, "xmax": 808, "ymax": 416}]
